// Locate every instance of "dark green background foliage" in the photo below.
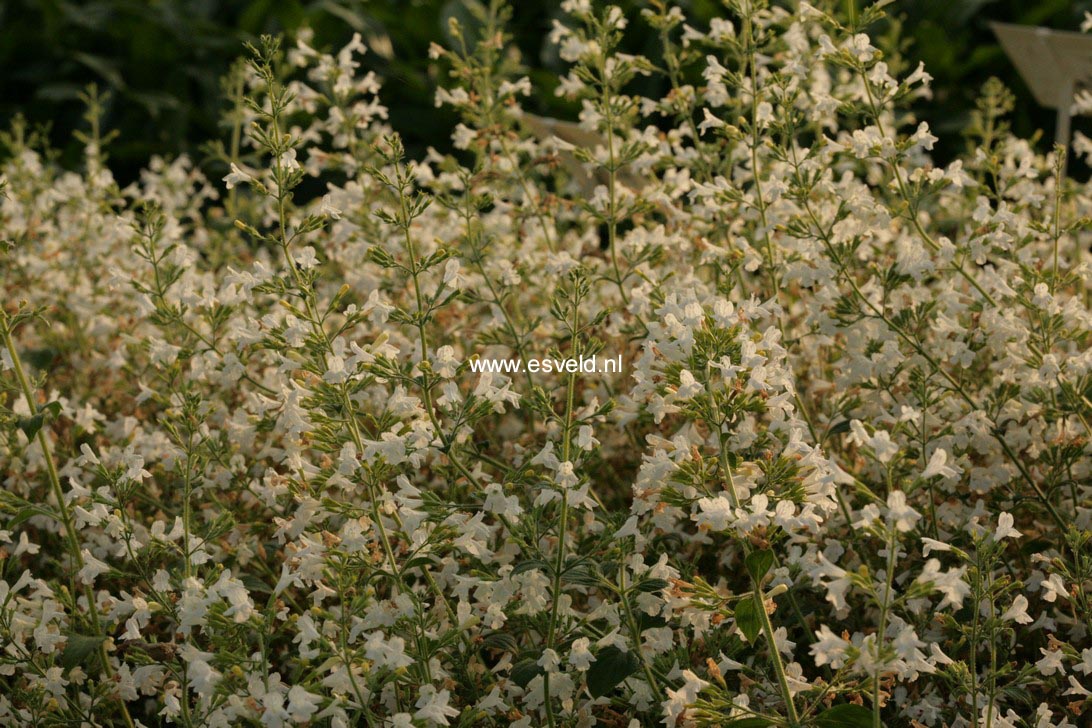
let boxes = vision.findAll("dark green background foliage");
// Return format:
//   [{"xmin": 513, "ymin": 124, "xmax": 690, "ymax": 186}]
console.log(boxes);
[{"xmin": 2, "ymin": 0, "xmax": 1091, "ymax": 182}]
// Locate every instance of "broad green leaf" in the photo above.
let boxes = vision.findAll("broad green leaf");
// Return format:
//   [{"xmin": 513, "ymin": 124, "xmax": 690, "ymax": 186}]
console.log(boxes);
[
  {"xmin": 586, "ymin": 646, "xmax": 639, "ymax": 698},
  {"xmin": 17, "ymin": 413, "xmax": 45, "ymax": 441},
  {"xmin": 734, "ymin": 596, "xmax": 762, "ymax": 643},
  {"xmin": 16, "ymin": 401, "xmax": 62, "ymax": 441},
  {"xmin": 241, "ymin": 574, "xmax": 271, "ymax": 596},
  {"xmin": 481, "ymin": 632, "xmax": 518, "ymax": 653},
  {"xmin": 745, "ymin": 550, "xmax": 774, "ymax": 582},
  {"xmin": 815, "ymin": 703, "xmax": 873, "ymax": 727},
  {"xmin": 60, "ymin": 633, "xmax": 105, "ymax": 669},
  {"xmin": 510, "ymin": 658, "xmax": 543, "ymax": 688}
]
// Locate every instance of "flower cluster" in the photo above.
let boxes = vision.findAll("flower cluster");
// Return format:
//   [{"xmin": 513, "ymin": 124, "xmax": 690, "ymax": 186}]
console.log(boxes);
[{"xmin": 1, "ymin": 1, "xmax": 1090, "ymax": 726}]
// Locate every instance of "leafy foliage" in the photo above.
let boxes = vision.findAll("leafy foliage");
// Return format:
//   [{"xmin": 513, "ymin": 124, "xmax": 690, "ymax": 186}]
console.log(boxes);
[{"xmin": 0, "ymin": 1, "xmax": 1090, "ymax": 727}]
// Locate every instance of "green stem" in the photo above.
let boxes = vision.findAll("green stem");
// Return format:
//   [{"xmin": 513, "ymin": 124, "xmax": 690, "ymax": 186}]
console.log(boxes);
[
  {"xmin": 544, "ymin": 308, "xmax": 579, "ymax": 728},
  {"xmin": 1, "ymin": 314, "xmax": 136, "ymax": 728},
  {"xmin": 719, "ymin": 445, "xmax": 799, "ymax": 723},
  {"xmin": 753, "ymin": 583, "xmax": 799, "ymax": 725},
  {"xmin": 873, "ymin": 530, "xmax": 896, "ymax": 727},
  {"xmin": 618, "ymin": 559, "xmax": 665, "ymax": 701}
]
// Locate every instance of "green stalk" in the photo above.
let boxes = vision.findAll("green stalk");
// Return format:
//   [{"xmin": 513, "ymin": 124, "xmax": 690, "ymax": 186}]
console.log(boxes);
[
  {"xmin": 719, "ymin": 444, "xmax": 799, "ymax": 723},
  {"xmin": 543, "ymin": 302, "xmax": 580, "ymax": 728},
  {"xmin": 753, "ymin": 583, "xmax": 800, "ymax": 725},
  {"xmin": 618, "ymin": 558, "xmax": 665, "ymax": 701},
  {"xmin": 598, "ymin": 47, "xmax": 628, "ymax": 306},
  {"xmin": 1, "ymin": 313, "xmax": 135, "ymax": 728},
  {"xmin": 873, "ymin": 529, "xmax": 897, "ymax": 728}
]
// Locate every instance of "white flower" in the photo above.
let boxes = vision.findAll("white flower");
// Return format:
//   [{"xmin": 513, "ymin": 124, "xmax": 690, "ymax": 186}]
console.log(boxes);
[
  {"xmin": 568, "ymin": 638, "xmax": 594, "ymax": 670},
  {"xmin": 921, "ymin": 538, "xmax": 951, "ymax": 557},
  {"xmin": 916, "ymin": 559, "xmax": 970, "ymax": 609},
  {"xmin": 182, "ymin": 644, "xmax": 221, "ymax": 697},
  {"xmin": 121, "ymin": 449, "xmax": 151, "ymax": 483},
  {"xmin": 286, "ymin": 685, "xmax": 322, "ymax": 722},
  {"xmin": 414, "ymin": 686, "xmax": 459, "ymax": 726},
  {"xmin": 1037, "ymin": 649, "xmax": 1065, "ymax": 676},
  {"xmin": 555, "ymin": 461, "xmax": 578, "ymax": 489},
  {"xmin": 1077, "ymin": 648, "xmax": 1092, "ymax": 675},
  {"xmin": 442, "ymin": 258, "xmax": 462, "ymax": 288},
  {"xmin": 1001, "ymin": 594, "xmax": 1033, "ymax": 624},
  {"xmin": 868, "ymin": 430, "xmax": 899, "ymax": 463},
  {"xmin": 77, "ymin": 551, "xmax": 110, "ymax": 585},
  {"xmin": 319, "ymin": 194, "xmax": 342, "ymax": 220},
  {"xmin": 78, "ymin": 442, "xmax": 100, "ymax": 465},
  {"xmin": 222, "ymin": 162, "xmax": 253, "ymax": 189},
  {"xmin": 813, "ymin": 554, "xmax": 852, "ymax": 612},
  {"xmin": 847, "ymin": 420, "xmax": 899, "ymax": 463},
  {"xmin": 810, "ymin": 624, "xmax": 852, "ymax": 668},
  {"xmin": 1040, "ymin": 573, "xmax": 1069, "ymax": 603},
  {"xmin": 365, "ymin": 632, "xmax": 413, "ymax": 670},
  {"xmin": 994, "ymin": 512, "xmax": 1021, "ymax": 540},
  {"xmin": 433, "ymin": 345, "xmax": 459, "ymax": 379},
  {"xmin": 278, "ymin": 148, "xmax": 301, "ymax": 173},
  {"xmin": 661, "ymin": 670, "xmax": 709, "ymax": 726},
  {"xmin": 538, "ymin": 648, "xmax": 561, "ymax": 672},
  {"xmin": 886, "ymin": 490, "xmax": 921, "ymax": 533},
  {"xmin": 1065, "ymin": 675, "xmax": 1092, "ymax": 697},
  {"xmin": 13, "ymin": 531, "xmax": 39, "ymax": 557},
  {"xmin": 42, "ymin": 666, "xmax": 68, "ymax": 697},
  {"xmin": 212, "ymin": 571, "xmax": 254, "ymax": 623},
  {"xmin": 675, "ymin": 369, "xmax": 703, "ymax": 399},
  {"xmin": 294, "ymin": 246, "xmax": 319, "ymax": 270},
  {"xmin": 614, "ymin": 516, "xmax": 640, "ymax": 539},
  {"xmin": 694, "ymin": 496, "xmax": 734, "ymax": 531},
  {"xmin": 922, "ymin": 448, "xmax": 959, "ymax": 480},
  {"xmin": 576, "ymin": 425, "xmax": 599, "ymax": 451},
  {"xmin": 698, "ymin": 108, "xmax": 725, "ymax": 135}
]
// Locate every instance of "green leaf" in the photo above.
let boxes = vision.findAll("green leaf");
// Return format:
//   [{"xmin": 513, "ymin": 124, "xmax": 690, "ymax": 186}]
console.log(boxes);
[
  {"xmin": 72, "ymin": 52, "xmax": 126, "ymax": 90},
  {"xmin": 241, "ymin": 574, "xmax": 271, "ymax": 596},
  {"xmin": 745, "ymin": 550, "xmax": 774, "ymax": 582},
  {"xmin": 403, "ymin": 554, "xmax": 437, "ymax": 571},
  {"xmin": 511, "ymin": 559, "xmax": 550, "ymax": 577},
  {"xmin": 725, "ymin": 719, "xmax": 773, "ymax": 728},
  {"xmin": 318, "ymin": 0, "xmax": 369, "ymax": 31},
  {"xmin": 23, "ymin": 347, "xmax": 55, "ymax": 371},
  {"xmin": 16, "ymin": 401, "xmax": 62, "ymax": 441},
  {"xmin": 481, "ymin": 632, "xmax": 518, "ymax": 653},
  {"xmin": 7, "ymin": 505, "xmax": 56, "ymax": 529},
  {"xmin": 734, "ymin": 596, "xmax": 762, "ymax": 643},
  {"xmin": 561, "ymin": 564, "xmax": 600, "ymax": 587},
  {"xmin": 586, "ymin": 645, "xmax": 639, "ymax": 698},
  {"xmin": 825, "ymin": 419, "xmax": 853, "ymax": 438},
  {"xmin": 636, "ymin": 612, "xmax": 667, "ymax": 631},
  {"xmin": 60, "ymin": 633, "xmax": 105, "ymax": 669},
  {"xmin": 814, "ymin": 703, "xmax": 873, "ymax": 728},
  {"xmin": 17, "ymin": 413, "xmax": 45, "ymax": 440},
  {"xmin": 510, "ymin": 658, "xmax": 543, "ymax": 688},
  {"xmin": 635, "ymin": 578, "xmax": 669, "ymax": 593}
]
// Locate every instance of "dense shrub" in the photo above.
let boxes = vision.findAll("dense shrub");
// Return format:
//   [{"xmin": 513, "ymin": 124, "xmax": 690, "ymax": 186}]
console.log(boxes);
[{"xmin": 1, "ymin": 1, "xmax": 1090, "ymax": 726}]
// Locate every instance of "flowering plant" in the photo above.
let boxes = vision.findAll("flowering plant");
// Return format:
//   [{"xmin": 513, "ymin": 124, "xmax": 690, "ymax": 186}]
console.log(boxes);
[{"xmin": 1, "ymin": 1, "xmax": 1090, "ymax": 726}]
